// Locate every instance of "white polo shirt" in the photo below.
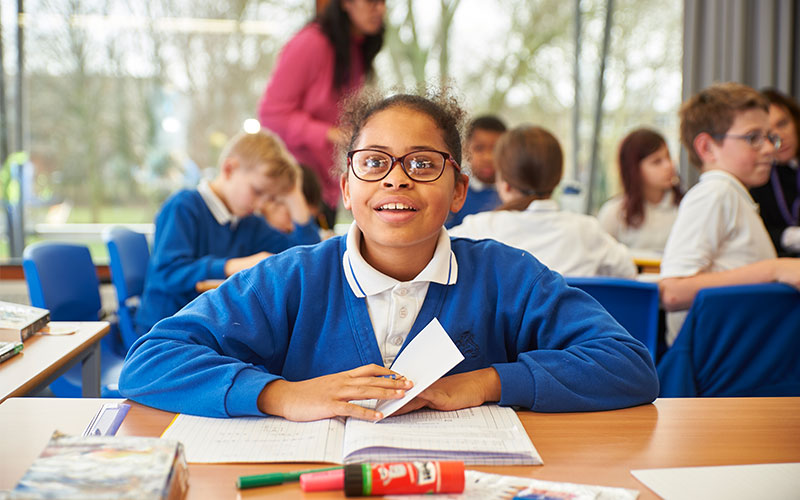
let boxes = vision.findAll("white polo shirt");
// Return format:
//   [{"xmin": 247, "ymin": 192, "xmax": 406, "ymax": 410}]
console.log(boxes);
[
  {"xmin": 597, "ymin": 191, "xmax": 679, "ymax": 253},
  {"xmin": 661, "ymin": 170, "xmax": 776, "ymax": 344},
  {"xmin": 449, "ymin": 199, "xmax": 637, "ymax": 278},
  {"xmin": 342, "ymin": 222, "xmax": 458, "ymax": 367}
]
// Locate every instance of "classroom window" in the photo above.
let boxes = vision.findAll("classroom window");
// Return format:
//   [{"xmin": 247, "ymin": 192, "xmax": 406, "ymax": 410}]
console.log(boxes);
[{"xmin": 0, "ymin": 0, "xmax": 682, "ymax": 261}]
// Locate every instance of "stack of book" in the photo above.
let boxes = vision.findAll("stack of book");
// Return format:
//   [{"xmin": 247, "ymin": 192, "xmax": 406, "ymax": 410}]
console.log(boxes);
[{"xmin": 0, "ymin": 301, "xmax": 50, "ymax": 342}]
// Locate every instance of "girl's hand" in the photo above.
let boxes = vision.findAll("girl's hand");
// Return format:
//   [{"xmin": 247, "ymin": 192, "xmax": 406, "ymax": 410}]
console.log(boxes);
[
  {"xmin": 278, "ymin": 179, "xmax": 312, "ymax": 225},
  {"xmin": 393, "ymin": 368, "xmax": 501, "ymax": 415},
  {"xmin": 257, "ymin": 364, "xmax": 413, "ymax": 422}
]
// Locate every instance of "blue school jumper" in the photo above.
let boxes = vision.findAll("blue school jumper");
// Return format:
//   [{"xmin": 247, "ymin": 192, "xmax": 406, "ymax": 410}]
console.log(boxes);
[
  {"xmin": 445, "ymin": 184, "xmax": 501, "ymax": 228},
  {"xmin": 134, "ymin": 189, "xmax": 320, "ymax": 335},
  {"xmin": 120, "ymin": 236, "xmax": 659, "ymax": 417}
]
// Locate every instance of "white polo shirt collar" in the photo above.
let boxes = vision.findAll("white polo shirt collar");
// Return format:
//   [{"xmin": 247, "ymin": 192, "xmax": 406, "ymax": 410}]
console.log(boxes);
[
  {"xmin": 197, "ymin": 180, "xmax": 240, "ymax": 229},
  {"xmin": 342, "ymin": 222, "xmax": 458, "ymax": 298}
]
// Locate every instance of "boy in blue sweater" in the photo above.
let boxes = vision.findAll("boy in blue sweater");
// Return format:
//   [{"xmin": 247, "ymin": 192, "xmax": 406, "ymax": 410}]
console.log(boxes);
[
  {"xmin": 134, "ymin": 130, "xmax": 320, "ymax": 336},
  {"xmin": 445, "ymin": 115, "xmax": 506, "ymax": 228},
  {"xmin": 120, "ymin": 90, "xmax": 658, "ymax": 421}
]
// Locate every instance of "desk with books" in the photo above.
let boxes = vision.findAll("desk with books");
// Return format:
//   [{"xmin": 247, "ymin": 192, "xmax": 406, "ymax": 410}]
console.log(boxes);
[
  {"xmin": 0, "ymin": 322, "xmax": 110, "ymax": 403},
  {"xmin": 1, "ymin": 397, "xmax": 798, "ymax": 498}
]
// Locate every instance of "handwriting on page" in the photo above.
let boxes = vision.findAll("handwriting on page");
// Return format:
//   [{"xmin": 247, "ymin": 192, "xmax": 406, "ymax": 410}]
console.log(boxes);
[
  {"xmin": 374, "ymin": 317, "xmax": 465, "ymax": 419},
  {"xmin": 342, "ymin": 406, "xmax": 542, "ymax": 465},
  {"xmin": 161, "ymin": 414, "xmax": 345, "ymax": 463}
]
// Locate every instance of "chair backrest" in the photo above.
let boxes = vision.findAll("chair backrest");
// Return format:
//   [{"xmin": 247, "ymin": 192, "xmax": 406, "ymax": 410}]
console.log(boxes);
[
  {"xmin": 22, "ymin": 241, "xmax": 103, "ymax": 321},
  {"xmin": 103, "ymin": 226, "xmax": 150, "ymax": 301},
  {"xmin": 22, "ymin": 241, "xmax": 125, "ymax": 398},
  {"xmin": 565, "ymin": 277, "xmax": 660, "ymax": 360},
  {"xmin": 657, "ymin": 283, "xmax": 800, "ymax": 397},
  {"xmin": 103, "ymin": 226, "xmax": 150, "ymax": 349}
]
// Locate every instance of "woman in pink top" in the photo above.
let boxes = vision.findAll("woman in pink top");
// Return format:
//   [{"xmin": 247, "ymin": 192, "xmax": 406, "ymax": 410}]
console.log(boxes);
[{"xmin": 259, "ymin": 0, "xmax": 387, "ymax": 227}]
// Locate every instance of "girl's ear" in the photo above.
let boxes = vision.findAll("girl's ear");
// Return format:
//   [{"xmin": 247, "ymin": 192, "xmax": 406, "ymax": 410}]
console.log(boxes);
[
  {"xmin": 449, "ymin": 173, "xmax": 469, "ymax": 213},
  {"xmin": 340, "ymin": 173, "xmax": 352, "ymax": 210}
]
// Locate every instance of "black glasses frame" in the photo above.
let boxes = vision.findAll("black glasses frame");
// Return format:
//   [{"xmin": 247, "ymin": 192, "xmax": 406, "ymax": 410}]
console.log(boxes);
[
  {"xmin": 346, "ymin": 148, "xmax": 461, "ymax": 183},
  {"xmin": 711, "ymin": 132, "xmax": 782, "ymax": 150}
]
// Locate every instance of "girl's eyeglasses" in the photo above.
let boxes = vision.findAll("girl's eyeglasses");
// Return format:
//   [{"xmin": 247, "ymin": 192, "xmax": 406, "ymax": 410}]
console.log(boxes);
[{"xmin": 347, "ymin": 148, "xmax": 461, "ymax": 183}]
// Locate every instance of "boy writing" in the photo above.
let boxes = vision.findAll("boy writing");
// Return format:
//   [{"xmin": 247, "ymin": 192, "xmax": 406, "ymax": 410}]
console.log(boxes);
[
  {"xmin": 445, "ymin": 115, "xmax": 506, "ymax": 228},
  {"xmin": 660, "ymin": 82, "xmax": 800, "ymax": 345},
  {"xmin": 121, "ymin": 89, "xmax": 658, "ymax": 421},
  {"xmin": 134, "ymin": 130, "xmax": 320, "ymax": 336}
]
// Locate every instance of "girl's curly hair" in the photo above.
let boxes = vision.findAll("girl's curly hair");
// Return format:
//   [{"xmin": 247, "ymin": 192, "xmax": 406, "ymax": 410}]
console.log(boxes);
[{"xmin": 334, "ymin": 86, "xmax": 468, "ymax": 177}]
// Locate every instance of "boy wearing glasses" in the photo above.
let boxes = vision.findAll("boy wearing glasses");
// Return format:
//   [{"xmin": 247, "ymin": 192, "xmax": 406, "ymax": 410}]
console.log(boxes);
[{"xmin": 660, "ymin": 82, "xmax": 800, "ymax": 345}]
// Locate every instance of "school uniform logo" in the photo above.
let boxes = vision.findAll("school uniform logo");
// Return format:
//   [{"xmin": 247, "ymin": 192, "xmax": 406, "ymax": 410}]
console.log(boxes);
[{"xmin": 454, "ymin": 331, "xmax": 480, "ymax": 358}]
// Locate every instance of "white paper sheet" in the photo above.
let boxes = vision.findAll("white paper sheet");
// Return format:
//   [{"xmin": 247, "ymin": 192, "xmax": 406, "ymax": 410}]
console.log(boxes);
[
  {"xmin": 631, "ymin": 463, "xmax": 800, "ymax": 500},
  {"xmin": 161, "ymin": 414, "xmax": 345, "ymax": 463},
  {"xmin": 374, "ymin": 317, "xmax": 465, "ymax": 418},
  {"xmin": 386, "ymin": 471, "xmax": 638, "ymax": 500}
]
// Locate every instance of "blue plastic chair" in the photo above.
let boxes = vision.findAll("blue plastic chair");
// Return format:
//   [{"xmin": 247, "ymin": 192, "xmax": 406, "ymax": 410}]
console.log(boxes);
[
  {"xmin": 103, "ymin": 226, "xmax": 150, "ymax": 350},
  {"xmin": 658, "ymin": 283, "xmax": 800, "ymax": 397},
  {"xmin": 22, "ymin": 241, "xmax": 124, "ymax": 397},
  {"xmin": 565, "ymin": 277, "xmax": 660, "ymax": 361}
]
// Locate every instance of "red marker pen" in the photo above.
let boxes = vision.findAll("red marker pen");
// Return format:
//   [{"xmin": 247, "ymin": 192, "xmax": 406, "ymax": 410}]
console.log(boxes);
[{"xmin": 343, "ymin": 461, "xmax": 465, "ymax": 497}]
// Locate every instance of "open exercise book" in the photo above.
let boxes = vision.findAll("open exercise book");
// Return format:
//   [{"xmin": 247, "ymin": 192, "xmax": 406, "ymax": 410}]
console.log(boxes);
[{"xmin": 161, "ymin": 404, "xmax": 541, "ymax": 466}]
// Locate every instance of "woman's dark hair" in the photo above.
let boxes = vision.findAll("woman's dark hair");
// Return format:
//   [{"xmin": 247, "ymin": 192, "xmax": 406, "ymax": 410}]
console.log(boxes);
[
  {"xmin": 618, "ymin": 128, "xmax": 682, "ymax": 228},
  {"xmin": 494, "ymin": 126, "xmax": 563, "ymax": 212},
  {"xmin": 337, "ymin": 87, "xmax": 466, "ymax": 176},
  {"xmin": 762, "ymin": 87, "xmax": 800, "ymax": 157},
  {"xmin": 316, "ymin": 0, "xmax": 384, "ymax": 90}
]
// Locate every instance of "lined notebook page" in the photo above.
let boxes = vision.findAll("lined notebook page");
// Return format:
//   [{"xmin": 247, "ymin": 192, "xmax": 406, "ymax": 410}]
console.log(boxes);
[
  {"xmin": 342, "ymin": 405, "xmax": 542, "ymax": 465},
  {"xmin": 161, "ymin": 414, "xmax": 344, "ymax": 463}
]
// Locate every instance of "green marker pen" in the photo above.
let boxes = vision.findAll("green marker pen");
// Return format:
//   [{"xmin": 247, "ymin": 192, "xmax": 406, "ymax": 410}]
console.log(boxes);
[{"xmin": 236, "ymin": 466, "xmax": 343, "ymax": 489}]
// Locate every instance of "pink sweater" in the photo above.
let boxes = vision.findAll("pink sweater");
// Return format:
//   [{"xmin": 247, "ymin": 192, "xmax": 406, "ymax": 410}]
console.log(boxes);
[{"xmin": 258, "ymin": 23, "xmax": 365, "ymax": 209}]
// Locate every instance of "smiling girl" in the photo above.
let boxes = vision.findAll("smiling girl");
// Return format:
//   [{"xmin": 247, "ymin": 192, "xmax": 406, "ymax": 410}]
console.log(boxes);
[{"xmin": 120, "ymin": 89, "xmax": 659, "ymax": 421}]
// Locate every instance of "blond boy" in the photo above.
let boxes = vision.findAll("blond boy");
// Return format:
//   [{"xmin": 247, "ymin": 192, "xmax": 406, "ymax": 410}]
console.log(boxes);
[
  {"xmin": 660, "ymin": 82, "xmax": 800, "ymax": 344},
  {"xmin": 135, "ymin": 130, "xmax": 320, "ymax": 336}
]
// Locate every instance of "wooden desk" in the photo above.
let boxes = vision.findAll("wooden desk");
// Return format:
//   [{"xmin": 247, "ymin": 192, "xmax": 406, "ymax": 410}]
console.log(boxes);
[
  {"xmin": 0, "ymin": 322, "xmax": 110, "ymax": 403},
  {"xmin": 633, "ymin": 257, "xmax": 661, "ymax": 274},
  {"xmin": 1, "ymin": 397, "xmax": 798, "ymax": 498},
  {"xmin": 195, "ymin": 279, "xmax": 224, "ymax": 293}
]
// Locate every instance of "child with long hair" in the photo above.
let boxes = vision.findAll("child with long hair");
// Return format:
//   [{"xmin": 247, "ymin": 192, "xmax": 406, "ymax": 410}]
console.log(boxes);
[{"xmin": 598, "ymin": 128, "xmax": 683, "ymax": 253}]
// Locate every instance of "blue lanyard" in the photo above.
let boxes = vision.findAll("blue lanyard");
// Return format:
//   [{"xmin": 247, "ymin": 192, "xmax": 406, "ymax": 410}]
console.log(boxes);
[{"xmin": 770, "ymin": 163, "xmax": 800, "ymax": 226}]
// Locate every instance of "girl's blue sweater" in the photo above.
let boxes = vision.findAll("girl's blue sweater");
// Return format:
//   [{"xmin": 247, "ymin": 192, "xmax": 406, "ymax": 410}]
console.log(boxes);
[{"xmin": 121, "ymin": 235, "xmax": 658, "ymax": 417}]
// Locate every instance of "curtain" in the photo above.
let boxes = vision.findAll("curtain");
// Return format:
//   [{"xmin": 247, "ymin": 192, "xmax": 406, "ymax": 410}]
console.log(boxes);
[{"xmin": 681, "ymin": 0, "xmax": 799, "ymax": 185}]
